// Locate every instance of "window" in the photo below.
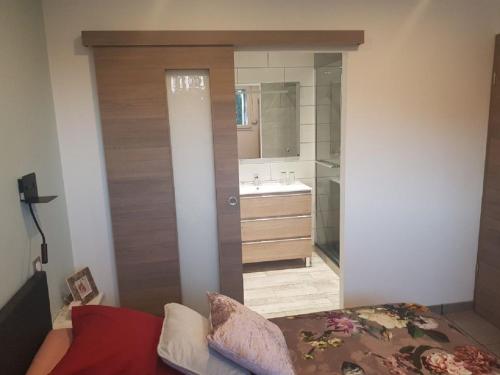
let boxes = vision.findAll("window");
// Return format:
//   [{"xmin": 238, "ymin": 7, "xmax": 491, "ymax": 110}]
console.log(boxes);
[{"xmin": 235, "ymin": 88, "xmax": 248, "ymax": 127}]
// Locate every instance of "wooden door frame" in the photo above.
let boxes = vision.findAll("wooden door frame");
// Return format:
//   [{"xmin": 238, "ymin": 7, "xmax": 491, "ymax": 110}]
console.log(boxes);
[
  {"xmin": 473, "ymin": 34, "xmax": 500, "ymax": 326},
  {"xmin": 85, "ymin": 30, "xmax": 365, "ymax": 307},
  {"xmin": 82, "ymin": 30, "xmax": 364, "ymax": 48}
]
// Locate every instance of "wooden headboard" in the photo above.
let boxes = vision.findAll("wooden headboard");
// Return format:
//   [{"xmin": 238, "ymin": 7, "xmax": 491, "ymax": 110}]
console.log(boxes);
[{"xmin": 0, "ymin": 271, "xmax": 52, "ymax": 375}]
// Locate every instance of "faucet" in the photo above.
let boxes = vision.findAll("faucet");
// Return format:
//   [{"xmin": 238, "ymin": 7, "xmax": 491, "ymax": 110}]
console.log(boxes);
[{"xmin": 253, "ymin": 174, "xmax": 261, "ymax": 186}]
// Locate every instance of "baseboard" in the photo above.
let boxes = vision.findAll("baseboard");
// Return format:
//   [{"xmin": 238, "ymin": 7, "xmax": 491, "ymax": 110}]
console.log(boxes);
[{"xmin": 427, "ymin": 301, "xmax": 474, "ymax": 315}]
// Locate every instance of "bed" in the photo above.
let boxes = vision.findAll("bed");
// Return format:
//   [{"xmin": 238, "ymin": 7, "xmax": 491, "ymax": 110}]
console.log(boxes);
[
  {"xmin": 0, "ymin": 272, "xmax": 497, "ymax": 375},
  {"xmin": 0, "ymin": 272, "xmax": 180, "ymax": 375},
  {"xmin": 272, "ymin": 305, "xmax": 500, "ymax": 374},
  {"xmin": 0, "ymin": 272, "xmax": 52, "ymax": 375}
]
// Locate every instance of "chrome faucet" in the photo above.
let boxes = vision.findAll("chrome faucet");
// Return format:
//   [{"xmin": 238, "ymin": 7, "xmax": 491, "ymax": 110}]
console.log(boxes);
[{"xmin": 253, "ymin": 174, "xmax": 261, "ymax": 186}]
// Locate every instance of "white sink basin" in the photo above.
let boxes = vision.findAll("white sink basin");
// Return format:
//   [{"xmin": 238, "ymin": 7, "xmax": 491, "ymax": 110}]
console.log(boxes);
[{"xmin": 239, "ymin": 181, "xmax": 312, "ymax": 196}]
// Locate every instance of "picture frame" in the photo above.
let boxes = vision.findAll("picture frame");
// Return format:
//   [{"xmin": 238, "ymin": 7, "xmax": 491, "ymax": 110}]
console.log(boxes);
[{"xmin": 66, "ymin": 267, "xmax": 99, "ymax": 304}]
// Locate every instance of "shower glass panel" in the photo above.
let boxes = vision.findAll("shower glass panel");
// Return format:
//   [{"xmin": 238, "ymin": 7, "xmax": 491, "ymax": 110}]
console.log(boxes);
[
  {"xmin": 314, "ymin": 53, "xmax": 342, "ymax": 265},
  {"xmin": 261, "ymin": 82, "xmax": 300, "ymax": 158}
]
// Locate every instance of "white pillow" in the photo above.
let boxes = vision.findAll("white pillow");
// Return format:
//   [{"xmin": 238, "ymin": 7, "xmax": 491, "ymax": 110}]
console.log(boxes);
[{"xmin": 157, "ymin": 303, "xmax": 250, "ymax": 375}]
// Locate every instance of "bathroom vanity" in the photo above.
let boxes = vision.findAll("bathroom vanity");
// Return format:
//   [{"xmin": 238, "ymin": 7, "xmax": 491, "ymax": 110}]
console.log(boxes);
[{"xmin": 239, "ymin": 181, "xmax": 313, "ymax": 265}]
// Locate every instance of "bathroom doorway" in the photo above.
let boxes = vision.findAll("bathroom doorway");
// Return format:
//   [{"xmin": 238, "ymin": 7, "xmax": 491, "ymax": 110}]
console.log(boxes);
[{"xmin": 235, "ymin": 50, "xmax": 342, "ymax": 318}]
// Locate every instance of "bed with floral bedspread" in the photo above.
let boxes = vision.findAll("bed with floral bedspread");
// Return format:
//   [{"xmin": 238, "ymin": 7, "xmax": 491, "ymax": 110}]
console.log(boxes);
[{"xmin": 271, "ymin": 304, "xmax": 499, "ymax": 375}]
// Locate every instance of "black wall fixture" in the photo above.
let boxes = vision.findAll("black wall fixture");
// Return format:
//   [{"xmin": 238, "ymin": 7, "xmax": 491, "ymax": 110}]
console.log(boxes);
[{"xmin": 18, "ymin": 173, "xmax": 57, "ymax": 264}]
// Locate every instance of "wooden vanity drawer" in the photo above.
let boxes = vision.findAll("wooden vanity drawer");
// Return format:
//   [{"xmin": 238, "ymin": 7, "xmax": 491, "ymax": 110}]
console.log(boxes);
[
  {"xmin": 240, "ymin": 193, "xmax": 311, "ymax": 219},
  {"xmin": 242, "ymin": 238, "xmax": 312, "ymax": 263},
  {"xmin": 241, "ymin": 216, "xmax": 311, "ymax": 242}
]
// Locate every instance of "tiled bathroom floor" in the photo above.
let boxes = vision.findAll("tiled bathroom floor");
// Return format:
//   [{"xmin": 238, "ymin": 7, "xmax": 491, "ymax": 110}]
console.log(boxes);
[{"xmin": 243, "ymin": 250, "xmax": 340, "ymax": 318}]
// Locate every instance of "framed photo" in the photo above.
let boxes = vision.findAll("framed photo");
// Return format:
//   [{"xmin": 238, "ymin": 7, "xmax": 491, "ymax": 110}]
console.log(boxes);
[{"xmin": 66, "ymin": 267, "xmax": 99, "ymax": 304}]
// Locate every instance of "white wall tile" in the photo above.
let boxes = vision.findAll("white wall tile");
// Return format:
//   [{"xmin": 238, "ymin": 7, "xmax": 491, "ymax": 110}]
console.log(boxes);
[
  {"xmin": 300, "ymin": 142, "xmax": 315, "ymax": 161},
  {"xmin": 317, "ymin": 104, "xmax": 338, "ymax": 124},
  {"xmin": 317, "ymin": 124, "xmax": 331, "ymax": 140},
  {"xmin": 300, "ymin": 105, "xmax": 315, "ymax": 124},
  {"xmin": 299, "ymin": 177, "xmax": 314, "ymax": 188},
  {"xmin": 285, "ymin": 67, "xmax": 314, "ymax": 86},
  {"xmin": 300, "ymin": 124, "xmax": 315, "ymax": 143},
  {"xmin": 237, "ymin": 68, "xmax": 284, "ymax": 84},
  {"xmin": 316, "ymin": 68, "xmax": 342, "ymax": 85},
  {"xmin": 234, "ymin": 51, "xmax": 268, "ymax": 68},
  {"xmin": 239, "ymin": 162, "xmax": 272, "ymax": 182},
  {"xmin": 270, "ymin": 160, "xmax": 314, "ymax": 180},
  {"xmin": 268, "ymin": 51, "xmax": 314, "ymax": 68},
  {"xmin": 300, "ymin": 86, "xmax": 315, "ymax": 106},
  {"xmin": 316, "ymin": 141, "xmax": 332, "ymax": 161}
]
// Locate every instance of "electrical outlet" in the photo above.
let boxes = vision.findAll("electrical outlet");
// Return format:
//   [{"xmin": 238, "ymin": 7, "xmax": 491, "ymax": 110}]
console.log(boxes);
[{"xmin": 32, "ymin": 256, "xmax": 42, "ymax": 272}]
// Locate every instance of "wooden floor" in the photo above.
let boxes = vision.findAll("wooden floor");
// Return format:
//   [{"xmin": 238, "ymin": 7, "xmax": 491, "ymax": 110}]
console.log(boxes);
[
  {"xmin": 243, "ymin": 249, "xmax": 340, "ymax": 318},
  {"xmin": 446, "ymin": 310, "xmax": 500, "ymax": 357}
]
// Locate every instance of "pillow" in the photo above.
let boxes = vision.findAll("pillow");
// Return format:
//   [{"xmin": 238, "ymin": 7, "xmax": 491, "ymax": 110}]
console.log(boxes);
[
  {"xmin": 157, "ymin": 303, "xmax": 249, "ymax": 375},
  {"xmin": 50, "ymin": 305, "xmax": 174, "ymax": 375},
  {"xmin": 157, "ymin": 357, "xmax": 182, "ymax": 375},
  {"xmin": 26, "ymin": 329, "xmax": 73, "ymax": 375},
  {"xmin": 206, "ymin": 293, "xmax": 295, "ymax": 375}
]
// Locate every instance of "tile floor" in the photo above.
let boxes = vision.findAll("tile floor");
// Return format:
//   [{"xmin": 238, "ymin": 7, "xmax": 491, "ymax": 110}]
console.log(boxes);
[
  {"xmin": 243, "ymin": 250, "xmax": 340, "ymax": 319},
  {"xmin": 445, "ymin": 310, "xmax": 500, "ymax": 357}
]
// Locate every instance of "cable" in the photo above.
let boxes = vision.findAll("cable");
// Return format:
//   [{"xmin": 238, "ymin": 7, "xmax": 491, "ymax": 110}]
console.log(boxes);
[
  {"xmin": 28, "ymin": 203, "xmax": 46, "ymax": 244},
  {"xmin": 28, "ymin": 202, "xmax": 48, "ymax": 264}
]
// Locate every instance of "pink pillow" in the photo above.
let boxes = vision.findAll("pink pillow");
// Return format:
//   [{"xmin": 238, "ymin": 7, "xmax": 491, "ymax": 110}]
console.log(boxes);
[{"xmin": 206, "ymin": 293, "xmax": 295, "ymax": 375}]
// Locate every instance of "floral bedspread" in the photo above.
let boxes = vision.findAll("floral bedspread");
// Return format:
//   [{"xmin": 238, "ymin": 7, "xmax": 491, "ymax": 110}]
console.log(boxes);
[{"xmin": 272, "ymin": 304, "xmax": 499, "ymax": 375}]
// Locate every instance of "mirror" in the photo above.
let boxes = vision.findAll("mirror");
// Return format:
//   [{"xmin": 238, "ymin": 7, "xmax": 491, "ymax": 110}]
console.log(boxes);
[{"xmin": 236, "ymin": 82, "xmax": 300, "ymax": 159}]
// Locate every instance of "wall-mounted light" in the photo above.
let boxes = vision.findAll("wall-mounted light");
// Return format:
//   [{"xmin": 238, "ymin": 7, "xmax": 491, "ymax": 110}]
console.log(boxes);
[{"xmin": 17, "ymin": 173, "xmax": 57, "ymax": 264}]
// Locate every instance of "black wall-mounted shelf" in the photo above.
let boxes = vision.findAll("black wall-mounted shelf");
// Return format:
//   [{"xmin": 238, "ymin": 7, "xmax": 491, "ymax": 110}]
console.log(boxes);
[
  {"xmin": 20, "ymin": 196, "xmax": 57, "ymax": 204},
  {"xmin": 17, "ymin": 173, "xmax": 57, "ymax": 264}
]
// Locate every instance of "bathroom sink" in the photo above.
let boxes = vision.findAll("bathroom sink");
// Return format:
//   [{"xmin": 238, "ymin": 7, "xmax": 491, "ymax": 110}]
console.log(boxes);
[{"xmin": 239, "ymin": 181, "xmax": 312, "ymax": 196}]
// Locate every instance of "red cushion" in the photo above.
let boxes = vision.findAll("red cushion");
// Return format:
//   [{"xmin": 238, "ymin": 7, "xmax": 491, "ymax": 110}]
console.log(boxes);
[
  {"xmin": 50, "ymin": 305, "xmax": 180, "ymax": 375},
  {"xmin": 156, "ymin": 357, "xmax": 181, "ymax": 375}
]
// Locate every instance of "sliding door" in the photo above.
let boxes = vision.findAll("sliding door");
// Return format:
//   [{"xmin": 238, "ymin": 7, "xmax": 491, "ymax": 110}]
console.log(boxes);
[
  {"xmin": 474, "ymin": 35, "xmax": 500, "ymax": 327},
  {"xmin": 93, "ymin": 47, "xmax": 242, "ymax": 314}
]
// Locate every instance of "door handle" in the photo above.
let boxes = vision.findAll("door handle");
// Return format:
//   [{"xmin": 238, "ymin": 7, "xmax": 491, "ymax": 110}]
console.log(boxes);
[{"xmin": 228, "ymin": 196, "xmax": 239, "ymax": 207}]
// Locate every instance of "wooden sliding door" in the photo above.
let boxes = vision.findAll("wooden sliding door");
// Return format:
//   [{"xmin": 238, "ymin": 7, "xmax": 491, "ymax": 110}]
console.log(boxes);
[
  {"xmin": 474, "ymin": 35, "xmax": 500, "ymax": 327},
  {"xmin": 86, "ymin": 30, "xmax": 365, "ymax": 314},
  {"xmin": 93, "ymin": 46, "xmax": 242, "ymax": 314}
]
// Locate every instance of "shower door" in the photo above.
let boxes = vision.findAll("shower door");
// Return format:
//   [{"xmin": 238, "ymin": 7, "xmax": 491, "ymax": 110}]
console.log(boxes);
[{"xmin": 314, "ymin": 53, "xmax": 342, "ymax": 265}]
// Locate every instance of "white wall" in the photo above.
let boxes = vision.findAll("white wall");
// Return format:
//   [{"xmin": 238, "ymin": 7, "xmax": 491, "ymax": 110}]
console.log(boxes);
[
  {"xmin": 0, "ymin": 0, "xmax": 74, "ymax": 317},
  {"xmin": 42, "ymin": 0, "xmax": 500, "ymax": 309}
]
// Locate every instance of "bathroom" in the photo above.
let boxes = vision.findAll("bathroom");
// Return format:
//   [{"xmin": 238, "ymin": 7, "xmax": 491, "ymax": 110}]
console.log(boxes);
[{"xmin": 235, "ymin": 51, "xmax": 342, "ymax": 317}]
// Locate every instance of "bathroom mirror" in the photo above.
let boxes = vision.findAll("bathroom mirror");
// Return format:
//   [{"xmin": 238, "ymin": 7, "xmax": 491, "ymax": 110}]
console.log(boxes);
[{"xmin": 236, "ymin": 81, "xmax": 300, "ymax": 159}]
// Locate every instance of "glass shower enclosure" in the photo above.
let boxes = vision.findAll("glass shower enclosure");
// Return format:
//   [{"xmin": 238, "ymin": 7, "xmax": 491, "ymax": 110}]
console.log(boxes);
[{"xmin": 314, "ymin": 53, "xmax": 342, "ymax": 265}]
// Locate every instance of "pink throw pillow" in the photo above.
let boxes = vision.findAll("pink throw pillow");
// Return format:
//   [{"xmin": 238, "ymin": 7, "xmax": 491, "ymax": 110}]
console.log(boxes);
[{"xmin": 206, "ymin": 293, "xmax": 295, "ymax": 375}]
